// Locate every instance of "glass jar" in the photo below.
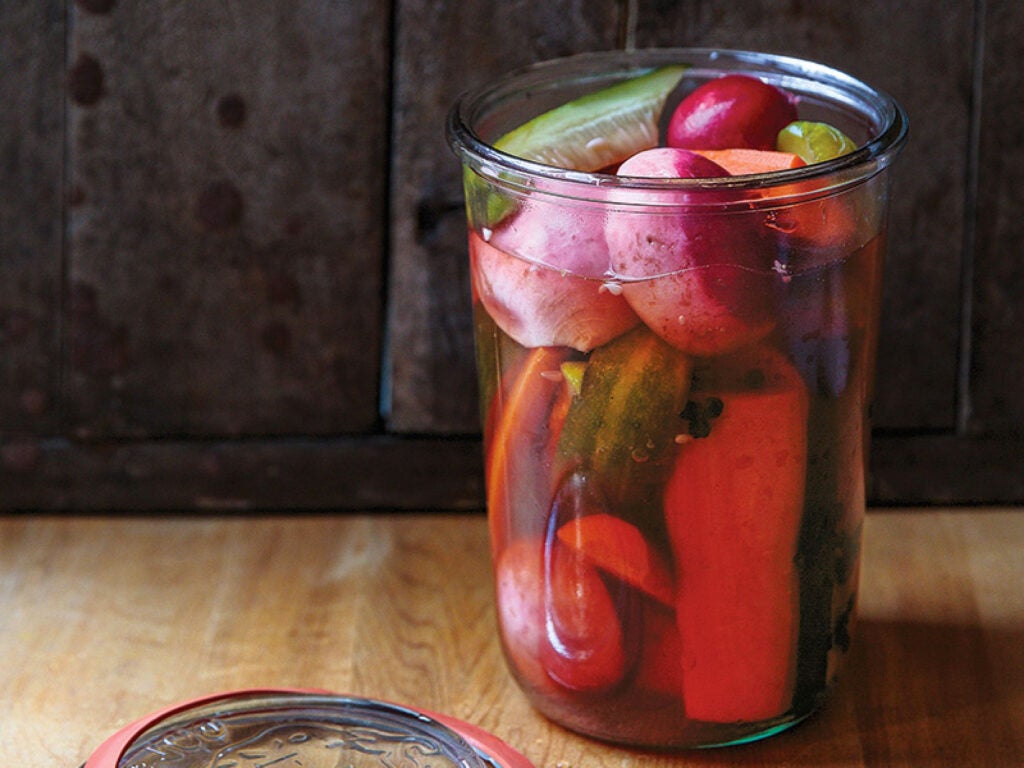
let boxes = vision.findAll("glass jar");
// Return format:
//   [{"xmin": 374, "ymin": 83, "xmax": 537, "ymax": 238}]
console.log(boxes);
[{"xmin": 447, "ymin": 48, "xmax": 906, "ymax": 748}]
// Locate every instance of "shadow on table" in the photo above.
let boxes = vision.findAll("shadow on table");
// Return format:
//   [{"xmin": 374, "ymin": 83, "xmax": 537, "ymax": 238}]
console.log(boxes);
[{"xmin": 652, "ymin": 617, "xmax": 1024, "ymax": 767}]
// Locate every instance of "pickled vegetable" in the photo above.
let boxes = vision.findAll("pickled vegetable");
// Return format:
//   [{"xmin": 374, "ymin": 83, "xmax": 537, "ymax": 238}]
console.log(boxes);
[
  {"xmin": 484, "ymin": 345, "xmax": 572, "ymax": 554},
  {"xmin": 777, "ymin": 120, "xmax": 857, "ymax": 164},
  {"xmin": 467, "ymin": 66, "xmax": 687, "ymax": 227},
  {"xmin": 556, "ymin": 325, "xmax": 693, "ymax": 526},
  {"xmin": 472, "ymin": 204, "xmax": 638, "ymax": 352},
  {"xmin": 607, "ymin": 148, "xmax": 777, "ymax": 356},
  {"xmin": 556, "ymin": 511, "xmax": 675, "ymax": 607},
  {"xmin": 665, "ymin": 345, "xmax": 809, "ymax": 723},
  {"xmin": 497, "ymin": 66, "xmax": 686, "ymax": 171},
  {"xmin": 667, "ymin": 74, "xmax": 797, "ymax": 151}
]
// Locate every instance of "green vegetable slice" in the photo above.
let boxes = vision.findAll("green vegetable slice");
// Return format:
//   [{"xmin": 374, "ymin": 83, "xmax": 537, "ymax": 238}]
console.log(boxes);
[
  {"xmin": 464, "ymin": 66, "xmax": 686, "ymax": 228},
  {"xmin": 496, "ymin": 65, "xmax": 687, "ymax": 171},
  {"xmin": 777, "ymin": 120, "xmax": 857, "ymax": 164},
  {"xmin": 555, "ymin": 325, "xmax": 692, "ymax": 530}
]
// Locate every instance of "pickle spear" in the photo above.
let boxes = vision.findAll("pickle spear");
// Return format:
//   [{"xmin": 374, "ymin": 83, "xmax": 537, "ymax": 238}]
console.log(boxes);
[
  {"xmin": 497, "ymin": 65, "xmax": 686, "ymax": 171},
  {"xmin": 465, "ymin": 65, "xmax": 686, "ymax": 227},
  {"xmin": 555, "ymin": 325, "xmax": 692, "ymax": 530}
]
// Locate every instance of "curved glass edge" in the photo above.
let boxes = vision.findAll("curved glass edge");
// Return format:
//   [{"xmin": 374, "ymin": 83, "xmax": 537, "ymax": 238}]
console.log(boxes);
[
  {"xmin": 83, "ymin": 690, "xmax": 521, "ymax": 768},
  {"xmin": 446, "ymin": 48, "xmax": 908, "ymax": 204}
]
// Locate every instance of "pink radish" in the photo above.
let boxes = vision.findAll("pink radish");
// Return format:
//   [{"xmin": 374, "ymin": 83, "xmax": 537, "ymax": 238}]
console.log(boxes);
[
  {"xmin": 471, "ymin": 202, "xmax": 639, "ymax": 352},
  {"xmin": 606, "ymin": 147, "xmax": 775, "ymax": 356}
]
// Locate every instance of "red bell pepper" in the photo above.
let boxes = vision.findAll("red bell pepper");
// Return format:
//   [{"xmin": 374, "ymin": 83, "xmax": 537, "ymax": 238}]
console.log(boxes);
[{"xmin": 665, "ymin": 345, "xmax": 809, "ymax": 723}]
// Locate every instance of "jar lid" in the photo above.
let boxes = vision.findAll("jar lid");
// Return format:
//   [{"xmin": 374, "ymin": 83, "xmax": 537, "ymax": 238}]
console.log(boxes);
[{"xmin": 82, "ymin": 689, "xmax": 533, "ymax": 768}]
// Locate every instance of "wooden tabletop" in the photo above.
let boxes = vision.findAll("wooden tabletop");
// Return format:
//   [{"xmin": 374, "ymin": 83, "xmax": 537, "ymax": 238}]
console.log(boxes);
[{"xmin": 1, "ymin": 509, "xmax": 1021, "ymax": 767}]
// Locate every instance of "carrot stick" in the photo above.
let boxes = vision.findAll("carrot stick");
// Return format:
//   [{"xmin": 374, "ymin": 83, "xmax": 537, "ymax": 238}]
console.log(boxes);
[
  {"xmin": 665, "ymin": 345, "xmax": 809, "ymax": 723},
  {"xmin": 556, "ymin": 513, "xmax": 674, "ymax": 607},
  {"xmin": 693, "ymin": 148, "xmax": 805, "ymax": 175},
  {"xmin": 694, "ymin": 147, "xmax": 860, "ymax": 254},
  {"xmin": 485, "ymin": 346, "xmax": 570, "ymax": 555}
]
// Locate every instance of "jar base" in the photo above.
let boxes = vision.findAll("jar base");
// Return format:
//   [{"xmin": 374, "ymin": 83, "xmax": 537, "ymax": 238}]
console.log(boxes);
[
  {"xmin": 693, "ymin": 712, "xmax": 812, "ymax": 748},
  {"xmin": 525, "ymin": 687, "xmax": 820, "ymax": 750}
]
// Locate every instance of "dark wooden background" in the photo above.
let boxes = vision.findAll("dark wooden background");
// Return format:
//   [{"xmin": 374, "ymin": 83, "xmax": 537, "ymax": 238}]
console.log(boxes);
[{"xmin": 1, "ymin": 1, "xmax": 1021, "ymax": 511}]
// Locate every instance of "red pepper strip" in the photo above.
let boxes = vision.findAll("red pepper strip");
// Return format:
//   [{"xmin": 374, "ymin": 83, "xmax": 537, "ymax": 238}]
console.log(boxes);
[
  {"xmin": 665, "ymin": 346, "xmax": 809, "ymax": 723},
  {"xmin": 634, "ymin": 602, "xmax": 684, "ymax": 698}
]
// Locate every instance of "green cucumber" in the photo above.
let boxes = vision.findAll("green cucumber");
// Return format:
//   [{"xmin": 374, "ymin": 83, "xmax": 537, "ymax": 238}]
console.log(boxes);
[
  {"xmin": 464, "ymin": 65, "xmax": 687, "ymax": 228},
  {"xmin": 777, "ymin": 120, "xmax": 857, "ymax": 164},
  {"xmin": 497, "ymin": 65, "xmax": 687, "ymax": 171},
  {"xmin": 556, "ymin": 325, "xmax": 693, "ymax": 522}
]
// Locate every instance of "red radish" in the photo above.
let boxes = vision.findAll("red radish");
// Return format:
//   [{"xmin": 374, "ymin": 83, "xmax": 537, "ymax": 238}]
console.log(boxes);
[
  {"xmin": 471, "ymin": 203, "xmax": 639, "ymax": 352},
  {"xmin": 495, "ymin": 536, "xmax": 627, "ymax": 694},
  {"xmin": 494, "ymin": 538, "xmax": 555, "ymax": 692},
  {"xmin": 605, "ymin": 148, "xmax": 776, "ymax": 356},
  {"xmin": 613, "ymin": 145, "xmax": 729, "ymax": 181},
  {"xmin": 667, "ymin": 74, "xmax": 797, "ymax": 151},
  {"xmin": 665, "ymin": 345, "xmax": 808, "ymax": 723},
  {"xmin": 491, "ymin": 198, "xmax": 613, "ymax": 279}
]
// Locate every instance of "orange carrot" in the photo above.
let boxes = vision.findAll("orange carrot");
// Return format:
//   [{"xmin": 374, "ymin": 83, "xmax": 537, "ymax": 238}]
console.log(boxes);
[
  {"xmin": 694, "ymin": 148, "xmax": 805, "ymax": 175},
  {"xmin": 556, "ymin": 513, "xmax": 674, "ymax": 607},
  {"xmin": 664, "ymin": 345, "xmax": 809, "ymax": 723},
  {"xmin": 485, "ymin": 346, "xmax": 570, "ymax": 555},
  {"xmin": 694, "ymin": 148, "xmax": 862, "ymax": 255}
]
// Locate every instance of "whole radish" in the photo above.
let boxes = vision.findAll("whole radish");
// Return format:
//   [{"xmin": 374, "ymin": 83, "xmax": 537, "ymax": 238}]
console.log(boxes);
[
  {"xmin": 667, "ymin": 74, "xmax": 797, "ymax": 151},
  {"xmin": 606, "ymin": 147, "xmax": 776, "ymax": 356}
]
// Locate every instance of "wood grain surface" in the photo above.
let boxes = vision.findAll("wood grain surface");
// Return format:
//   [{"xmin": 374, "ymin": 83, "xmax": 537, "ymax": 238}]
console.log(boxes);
[{"xmin": 1, "ymin": 509, "xmax": 1021, "ymax": 766}]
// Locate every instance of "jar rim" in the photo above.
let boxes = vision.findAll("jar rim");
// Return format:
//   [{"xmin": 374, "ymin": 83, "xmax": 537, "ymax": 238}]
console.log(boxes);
[
  {"xmin": 446, "ymin": 47, "xmax": 908, "ymax": 202},
  {"xmin": 82, "ymin": 689, "xmax": 533, "ymax": 768}
]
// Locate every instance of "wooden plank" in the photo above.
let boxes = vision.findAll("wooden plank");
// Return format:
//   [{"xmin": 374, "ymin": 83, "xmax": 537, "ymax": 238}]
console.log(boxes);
[
  {"xmin": 65, "ymin": 0, "xmax": 390, "ymax": 437},
  {"xmin": 2, "ymin": 430, "xmax": 1024, "ymax": 511},
  {"xmin": 869, "ymin": 432, "xmax": 1024, "ymax": 505},
  {"xmin": 0, "ymin": 436, "xmax": 485, "ymax": 512},
  {"xmin": 632, "ymin": 0, "xmax": 972, "ymax": 431},
  {"xmin": 0, "ymin": 3, "xmax": 64, "ymax": 434},
  {"xmin": 386, "ymin": 0, "xmax": 624, "ymax": 433},
  {"xmin": 967, "ymin": 0, "xmax": 1024, "ymax": 433}
]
